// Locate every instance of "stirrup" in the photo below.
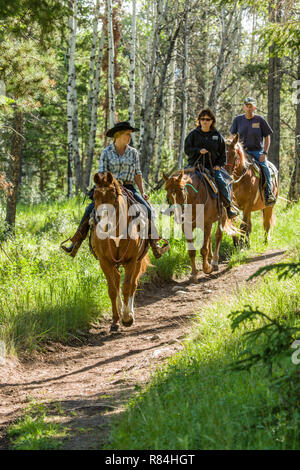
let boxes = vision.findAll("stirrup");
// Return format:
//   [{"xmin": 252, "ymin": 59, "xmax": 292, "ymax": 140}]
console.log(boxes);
[{"xmin": 60, "ymin": 237, "xmax": 71, "ymax": 250}]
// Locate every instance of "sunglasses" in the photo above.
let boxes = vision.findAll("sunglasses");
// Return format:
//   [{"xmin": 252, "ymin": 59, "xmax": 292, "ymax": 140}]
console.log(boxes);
[{"xmin": 200, "ymin": 118, "xmax": 212, "ymax": 121}]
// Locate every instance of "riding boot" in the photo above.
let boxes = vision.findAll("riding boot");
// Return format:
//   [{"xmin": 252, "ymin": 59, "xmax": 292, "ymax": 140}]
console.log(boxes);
[
  {"xmin": 259, "ymin": 161, "xmax": 276, "ymax": 206},
  {"xmin": 149, "ymin": 223, "xmax": 170, "ymax": 259},
  {"xmin": 61, "ymin": 218, "xmax": 90, "ymax": 258}
]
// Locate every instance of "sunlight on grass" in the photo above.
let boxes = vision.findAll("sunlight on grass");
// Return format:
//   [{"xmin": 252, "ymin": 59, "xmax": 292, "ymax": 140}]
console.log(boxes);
[
  {"xmin": 7, "ymin": 402, "xmax": 68, "ymax": 450},
  {"xmin": 107, "ymin": 249, "xmax": 300, "ymax": 450}
]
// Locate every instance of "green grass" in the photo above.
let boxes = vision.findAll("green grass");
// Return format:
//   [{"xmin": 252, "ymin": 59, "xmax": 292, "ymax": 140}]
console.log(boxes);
[
  {"xmin": 0, "ymin": 195, "xmax": 299, "ymax": 355},
  {"xmin": 107, "ymin": 249, "xmax": 300, "ymax": 450},
  {"xmin": 0, "ymin": 197, "xmax": 111, "ymax": 355},
  {"xmin": 7, "ymin": 402, "xmax": 68, "ymax": 450}
]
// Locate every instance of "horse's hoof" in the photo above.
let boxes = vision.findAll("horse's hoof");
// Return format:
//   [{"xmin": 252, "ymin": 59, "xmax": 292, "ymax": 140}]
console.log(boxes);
[
  {"xmin": 203, "ymin": 265, "xmax": 213, "ymax": 275},
  {"xmin": 190, "ymin": 274, "xmax": 198, "ymax": 282},
  {"xmin": 122, "ymin": 315, "xmax": 134, "ymax": 327},
  {"xmin": 110, "ymin": 322, "xmax": 120, "ymax": 332},
  {"xmin": 212, "ymin": 263, "xmax": 219, "ymax": 272}
]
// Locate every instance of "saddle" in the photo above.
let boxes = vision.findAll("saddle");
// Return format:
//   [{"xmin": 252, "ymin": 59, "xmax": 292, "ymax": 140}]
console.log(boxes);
[
  {"xmin": 245, "ymin": 153, "xmax": 278, "ymax": 192},
  {"xmin": 184, "ymin": 165, "xmax": 233, "ymax": 201}
]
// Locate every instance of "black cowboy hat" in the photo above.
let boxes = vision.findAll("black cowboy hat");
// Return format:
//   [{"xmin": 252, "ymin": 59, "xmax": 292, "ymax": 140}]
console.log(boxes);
[{"xmin": 106, "ymin": 121, "xmax": 139, "ymax": 138}]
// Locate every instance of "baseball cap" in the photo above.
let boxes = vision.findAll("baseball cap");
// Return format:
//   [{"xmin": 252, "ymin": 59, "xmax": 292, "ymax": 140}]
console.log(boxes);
[{"xmin": 244, "ymin": 97, "xmax": 256, "ymax": 105}]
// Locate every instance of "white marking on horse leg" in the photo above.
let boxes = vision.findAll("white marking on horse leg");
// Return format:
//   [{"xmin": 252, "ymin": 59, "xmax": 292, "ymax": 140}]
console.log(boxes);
[
  {"xmin": 117, "ymin": 290, "xmax": 123, "ymax": 318},
  {"xmin": 128, "ymin": 295, "xmax": 135, "ymax": 316}
]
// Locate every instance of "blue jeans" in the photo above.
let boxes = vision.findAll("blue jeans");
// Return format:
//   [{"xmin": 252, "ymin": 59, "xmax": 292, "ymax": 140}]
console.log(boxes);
[
  {"xmin": 214, "ymin": 170, "xmax": 232, "ymax": 205},
  {"xmin": 79, "ymin": 185, "xmax": 153, "ymax": 226},
  {"xmin": 246, "ymin": 150, "xmax": 273, "ymax": 194},
  {"xmin": 185, "ymin": 164, "xmax": 232, "ymax": 205}
]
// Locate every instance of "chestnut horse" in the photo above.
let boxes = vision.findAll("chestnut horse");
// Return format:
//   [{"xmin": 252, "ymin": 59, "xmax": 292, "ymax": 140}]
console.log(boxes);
[
  {"xmin": 90, "ymin": 171, "xmax": 150, "ymax": 332},
  {"xmin": 163, "ymin": 169, "xmax": 237, "ymax": 278},
  {"xmin": 226, "ymin": 134, "xmax": 279, "ymax": 246}
]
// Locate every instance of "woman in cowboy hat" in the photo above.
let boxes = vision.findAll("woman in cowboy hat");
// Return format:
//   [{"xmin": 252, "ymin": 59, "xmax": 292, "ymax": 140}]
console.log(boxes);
[{"xmin": 61, "ymin": 121, "xmax": 169, "ymax": 259}]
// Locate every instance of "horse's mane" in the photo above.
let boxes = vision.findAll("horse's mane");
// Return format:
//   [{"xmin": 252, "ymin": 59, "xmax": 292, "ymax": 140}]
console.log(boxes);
[{"xmin": 235, "ymin": 142, "xmax": 247, "ymax": 168}]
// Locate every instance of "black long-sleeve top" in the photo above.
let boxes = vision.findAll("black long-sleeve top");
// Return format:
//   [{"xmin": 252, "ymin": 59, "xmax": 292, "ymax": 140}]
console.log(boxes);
[{"xmin": 184, "ymin": 127, "xmax": 226, "ymax": 169}]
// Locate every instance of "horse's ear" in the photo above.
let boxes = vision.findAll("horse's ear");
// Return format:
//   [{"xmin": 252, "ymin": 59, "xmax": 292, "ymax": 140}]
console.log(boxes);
[
  {"xmin": 162, "ymin": 173, "xmax": 168, "ymax": 182},
  {"xmin": 106, "ymin": 171, "xmax": 113, "ymax": 184},
  {"xmin": 94, "ymin": 172, "xmax": 102, "ymax": 185},
  {"xmin": 232, "ymin": 134, "xmax": 239, "ymax": 146},
  {"xmin": 177, "ymin": 169, "xmax": 184, "ymax": 181}
]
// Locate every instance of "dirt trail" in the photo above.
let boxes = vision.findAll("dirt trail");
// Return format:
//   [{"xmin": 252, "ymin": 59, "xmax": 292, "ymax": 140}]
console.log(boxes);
[{"xmin": 0, "ymin": 249, "xmax": 286, "ymax": 450}]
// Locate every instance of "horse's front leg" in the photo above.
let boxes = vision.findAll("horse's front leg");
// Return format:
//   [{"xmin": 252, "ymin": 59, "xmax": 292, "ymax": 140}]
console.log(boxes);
[
  {"xmin": 201, "ymin": 222, "xmax": 213, "ymax": 274},
  {"xmin": 122, "ymin": 260, "xmax": 138, "ymax": 327},
  {"xmin": 183, "ymin": 219, "xmax": 198, "ymax": 281},
  {"xmin": 211, "ymin": 223, "xmax": 223, "ymax": 271},
  {"xmin": 99, "ymin": 259, "xmax": 121, "ymax": 331}
]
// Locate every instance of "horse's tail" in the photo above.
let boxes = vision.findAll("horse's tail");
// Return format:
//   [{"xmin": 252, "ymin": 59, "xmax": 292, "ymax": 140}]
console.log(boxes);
[
  {"xmin": 221, "ymin": 211, "xmax": 243, "ymax": 236},
  {"xmin": 261, "ymin": 206, "xmax": 276, "ymax": 230}
]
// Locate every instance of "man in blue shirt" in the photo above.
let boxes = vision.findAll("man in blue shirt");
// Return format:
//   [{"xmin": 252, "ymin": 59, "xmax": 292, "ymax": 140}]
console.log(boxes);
[{"xmin": 229, "ymin": 97, "xmax": 276, "ymax": 205}]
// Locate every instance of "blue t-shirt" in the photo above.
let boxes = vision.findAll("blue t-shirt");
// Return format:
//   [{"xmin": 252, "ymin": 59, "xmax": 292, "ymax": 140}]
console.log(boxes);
[{"xmin": 230, "ymin": 114, "xmax": 273, "ymax": 151}]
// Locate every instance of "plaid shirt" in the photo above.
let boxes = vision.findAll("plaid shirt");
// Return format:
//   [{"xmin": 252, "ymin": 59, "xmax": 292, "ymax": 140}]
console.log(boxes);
[{"xmin": 98, "ymin": 144, "xmax": 142, "ymax": 182}]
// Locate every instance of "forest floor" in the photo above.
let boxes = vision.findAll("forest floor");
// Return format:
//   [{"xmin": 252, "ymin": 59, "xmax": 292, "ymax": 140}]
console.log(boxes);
[{"xmin": 0, "ymin": 248, "xmax": 286, "ymax": 450}]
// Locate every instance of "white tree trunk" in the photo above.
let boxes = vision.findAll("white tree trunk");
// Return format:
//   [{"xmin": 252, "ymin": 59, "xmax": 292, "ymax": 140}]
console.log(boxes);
[
  {"xmin": 87, "ymin": 0, "xmax": 100, "ymax": 129},
  {"xmin": 129, "ymin": 0, "xmax": 137, "ymax": 142},
  {"xmin": 155, "ymin": 96, "xmax": 165, "ymax": 183},
  {"xmin": 208, "ymin": 2, "xmax": 239, "ymax": 109},
  {"xmin": 166, "ymin": 46, "xmax": 177, "ymax": 162},
  {"xmin": 67, "ymin": 0, "xmax": 77, "ymax": 198},
  {"xmin": 84, "ymin": 27, "xmax": 105, "ymax": 190},
  {"xmin": 107, "ymin": 0, "xmax": 116, "ymax": 128},
  {"xmin": 139, "ymin": 0, "xmax": 164, "ymax": 178},
  {"xmin": 178, "ymin": 0, "xmax": 189, "ymax": 170}
]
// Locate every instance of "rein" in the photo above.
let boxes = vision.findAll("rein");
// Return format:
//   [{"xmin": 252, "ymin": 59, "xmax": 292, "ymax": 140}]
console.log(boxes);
[{"xmin": 227, "ymin": 145, "xmax": 250, "ymax": 184}]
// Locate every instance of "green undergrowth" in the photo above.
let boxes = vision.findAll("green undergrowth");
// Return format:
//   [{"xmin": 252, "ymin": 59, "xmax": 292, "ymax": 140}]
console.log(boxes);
[
  {"xmin": 107, "ymin": 248, "xmax": 300, "ymax": 450},
  {"xmin": 7, "ymin": 401, "xmax": 68, "ymax": 450}
]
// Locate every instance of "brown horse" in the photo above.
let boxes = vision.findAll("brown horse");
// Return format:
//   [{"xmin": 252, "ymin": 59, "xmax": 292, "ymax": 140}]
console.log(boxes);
[
  {"xmin": 90, "ymin": 171, "xmax": 150, "ymax": 332},
  {"xmin": 226, "ymin": 134, "xmax": 279, "ymax": 246},
  {"xmin": 163, "ymin": 169, "xmax": 237, "ymax": 279}
]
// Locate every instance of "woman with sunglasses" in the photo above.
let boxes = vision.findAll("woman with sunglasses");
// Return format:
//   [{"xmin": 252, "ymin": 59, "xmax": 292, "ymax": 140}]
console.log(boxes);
[{"xmin": 184, "ymin": 107, "xmax": 238, "ymax": 219}]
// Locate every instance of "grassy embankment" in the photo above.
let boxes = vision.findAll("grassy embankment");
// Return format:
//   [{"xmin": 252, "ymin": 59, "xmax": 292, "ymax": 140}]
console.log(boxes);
[
  {"xmin": 0, "ymin": 195, "xmax": 298, "ymax": 355},
  {"xmin": 107, "ymin": 246, "xmax": 300, "ymax": 450}
]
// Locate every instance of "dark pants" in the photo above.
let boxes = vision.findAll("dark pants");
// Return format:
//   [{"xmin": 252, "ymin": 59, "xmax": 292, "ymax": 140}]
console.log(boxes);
[
  {"xmin": 184, "ymin": 165, "xmax": 232, "ymax": 205},
  {"xmin": 214, "ymin": 170, "xmax": 232, "ymax": 205},
  {"xmin": 246, "ymin": 150, "xmax": 273, "ymax": 194},
  {"xmin": 79, "ymin": 185, "xmax": 153, "ymax": 227}
]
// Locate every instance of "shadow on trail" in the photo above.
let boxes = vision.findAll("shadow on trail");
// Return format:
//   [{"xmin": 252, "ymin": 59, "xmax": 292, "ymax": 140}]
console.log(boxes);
[{"xmin": 0, "ymin": 333, "xmax": 179, "ymax": 390}]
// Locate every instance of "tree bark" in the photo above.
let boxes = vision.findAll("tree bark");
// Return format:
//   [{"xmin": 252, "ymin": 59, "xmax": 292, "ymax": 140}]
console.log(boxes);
[
  {"xmin": 139, "ymin": 0, "xmax": 164, "ymax": 179},
  {"xmin": 208, "ymin": 3, "xmax": 239, "ymax": 109},
  {"xmin": 288, "ymin": 57, "xmax": 300, "ymax": 202},
  {"xmin": 178, "ymin": 0, "xmax": 189, "ymax": 170},
  {"xmin": 66, "ymin": 0, "xmax": 78, "ymax": 198},
  {"xmin": 5, "ymin": 109, "xmax": 24, "ymax": 232},
  {"xmin": 129, "ymin": 0, "xmax": 137, "ymax": 146},
  {"xmin": 268, "ymin": 0, "xmax": 281, "ymax": 171},
  {"xmin": 84, "ymin": 27, "xmax": 105, "ymax": 190},
  {"xmin": 107, "ymin": 0, "xmax": 116, "ymax": 127}
]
